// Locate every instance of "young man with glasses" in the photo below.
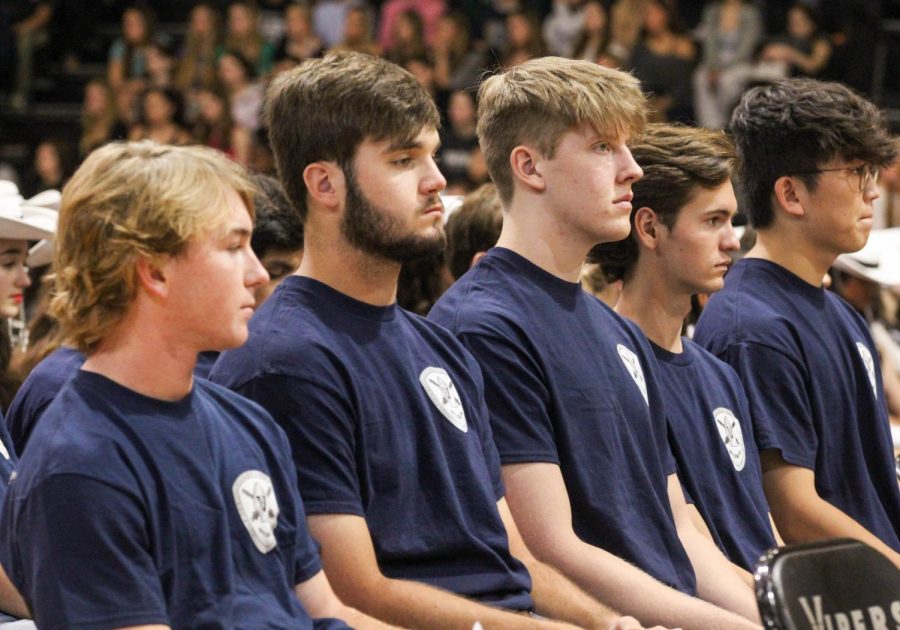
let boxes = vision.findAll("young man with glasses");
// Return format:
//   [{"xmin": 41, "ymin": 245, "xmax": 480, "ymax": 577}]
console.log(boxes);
[{"xmin": 694, "ymin": 78, "xmax": 900, "ymax": 567}]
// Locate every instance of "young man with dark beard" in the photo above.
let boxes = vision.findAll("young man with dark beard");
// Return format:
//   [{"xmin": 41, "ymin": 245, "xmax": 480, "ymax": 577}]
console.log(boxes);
[{"xmin": 210, "ymin": 52, "xmax": 652, "ymax": 630}]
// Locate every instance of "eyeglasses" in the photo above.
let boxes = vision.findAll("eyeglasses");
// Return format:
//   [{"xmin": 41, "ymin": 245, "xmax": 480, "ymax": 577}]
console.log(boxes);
[{"xmin": 793, "ymin": 164, "xmax": 880, "ymax": 192}]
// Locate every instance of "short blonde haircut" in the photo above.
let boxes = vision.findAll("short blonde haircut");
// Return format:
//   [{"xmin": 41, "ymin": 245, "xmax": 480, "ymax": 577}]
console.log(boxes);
[
  {"xmin": 476, "ymin": 57, "xmax": 647, "ymax": 204},
  {"xmin": 52, "ymin": 141, "xmax": 256, "ymax": 354}
]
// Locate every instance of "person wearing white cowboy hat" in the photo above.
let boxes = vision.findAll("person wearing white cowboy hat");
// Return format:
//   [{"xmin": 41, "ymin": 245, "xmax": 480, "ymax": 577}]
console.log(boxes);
[
  {"xmin": 0, "ymin": 182, "xmax": 58, "ymax": 321},
  {"xmin": 0, "ymin": 180, "xmax": 56, "ymax": 627},
  {"xmin": 833, "ymin": 228, "xmax": 900, "ymax": 449}
]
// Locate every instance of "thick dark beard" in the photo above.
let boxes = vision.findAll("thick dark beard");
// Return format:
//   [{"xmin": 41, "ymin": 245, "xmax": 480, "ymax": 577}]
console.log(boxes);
[{"xmin": 340, "ymin": 165, "xmax": 446, "ymax": 264}]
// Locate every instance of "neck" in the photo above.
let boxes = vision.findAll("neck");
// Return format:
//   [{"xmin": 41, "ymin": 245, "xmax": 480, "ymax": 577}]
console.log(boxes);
[
  {"xmin": 297, "ymin": 220, "xmax": 399, "ymax": 306},
  {"xmin": 496, "ymin": 194, "xmax": 595, "ymax": 283},
  {"xmin": 81, "ymin": 305, "xmax": 197, "ymax": 401},
  {"xmin": 616, "ymin": 262, "xmax": 689, "ymax": 352},
  {"xmin": 747, "ymin": 226, "xmax": 833, "ymax": 287}
]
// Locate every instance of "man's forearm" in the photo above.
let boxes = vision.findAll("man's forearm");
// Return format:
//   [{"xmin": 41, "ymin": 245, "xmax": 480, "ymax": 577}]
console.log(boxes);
[
  {"xmin": 772, "ymin": 494, "xmax": 900, "ymax": 569},
  {"xmin": 526, "ymin": 556, "xmax": 623, "ymax": 630},
  {"xmin": 0, "ymin": 562, "xmax": 29, "ymax": 619},
  {"xmin": 342, "ymin": 574, "xmax": 577, "ymax": 630},
  {"xmin": 534, "ymin": 535, "xmax": 761, "ymax": 630},
  {"xmin": 677, "ymin": 524, "xmax": 760, "ymax": 623},
  {"xmin": 337, "ymin": 605, "xmax": 403, "ymax": 630}
]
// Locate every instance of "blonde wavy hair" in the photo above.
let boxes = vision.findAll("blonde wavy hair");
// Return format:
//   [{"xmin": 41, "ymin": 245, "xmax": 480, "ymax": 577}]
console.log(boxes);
[
  {"xmin": 52, "ymin": 141, "xmax": 256, "ymax": 354},
  {"xmin": 476, "ymin": 56, "xmax": 647, "ymax": 204}
]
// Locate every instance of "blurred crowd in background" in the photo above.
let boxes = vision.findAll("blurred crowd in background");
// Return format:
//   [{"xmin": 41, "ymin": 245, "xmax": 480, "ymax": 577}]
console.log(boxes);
[
  {"xmin": 0, "ymin": 0, "xmax": 900, "ymax": 408},
  {"xmin": 1, "ymin": 0, "xmax": 898, "ymax": 197}
]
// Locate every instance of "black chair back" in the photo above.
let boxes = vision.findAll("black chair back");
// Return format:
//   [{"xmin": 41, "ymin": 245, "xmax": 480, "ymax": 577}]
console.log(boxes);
[{"xmin": 755, "ymin": 539, "xmax": 900, "ymax": 630}]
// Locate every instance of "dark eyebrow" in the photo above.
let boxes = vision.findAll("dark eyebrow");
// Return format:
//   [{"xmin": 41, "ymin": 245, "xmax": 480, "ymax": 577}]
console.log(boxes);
[
  {"xmin": 0, "ymin": 248, "xmax": 25, "ymax": 256},
  {"xmin": 385, "ymin": 140, "xmax": 422, "ymax": 152},
  {"xmin": 385, "ymin": 138, "xmax": 442, "ymax": 153}
]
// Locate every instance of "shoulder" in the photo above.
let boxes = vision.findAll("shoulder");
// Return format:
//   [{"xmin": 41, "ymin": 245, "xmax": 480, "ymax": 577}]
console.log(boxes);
[
  {"xmin": 10, "ymin": 348, "xmax": 84, "ymax": 409},
  {"xmin": 192, "ymin": 378, "xmax": 291, "ymax": 448},
  {"xmin": 684, "ymin": 338, "xmax": 745, "ymax": 385},
  {"xmin": 824, "ymin": 290, "xmax": 873, "ymax": 339},
  {"xmin": 431, "ymin": 253, "xmax": 550, "ymax": 337},
  {"xmin": 212, "ymin": 281, "xmax": 338, "ymax": 384},
  {"xmin": 698, "ymin": 262, "xmax": 791, "ymax": 342},
  {"xmin": 16, "ymin": 381, "xmax": 137, "ymax": 488}
]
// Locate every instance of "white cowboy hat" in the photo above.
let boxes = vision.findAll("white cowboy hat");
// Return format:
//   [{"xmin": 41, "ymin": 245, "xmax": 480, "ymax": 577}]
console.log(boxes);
[
  {"xmin": 0, "ymin": 181, "xmax": 59, "ymax": 266},
  {"xmin": 834, "ymin": 228, "xmax": 900, "ymax": 288}
]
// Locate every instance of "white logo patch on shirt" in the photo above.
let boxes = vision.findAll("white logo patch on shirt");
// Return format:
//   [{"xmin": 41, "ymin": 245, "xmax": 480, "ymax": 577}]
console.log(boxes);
[
  {"xmin": 419, "ymin": 366, "xmax": 468, "ymax": 432},
  {"xmin": 616, "ymin": 344, "xmax": 648, "ymax": 406},
  {"xmin": 713, "ymin": 407, "xmax": 746, "ymax": 471},
  {"xmin": 233, "ymin": 470, "xmax": 280, "ymax": 553},
  {"xmin": 856, "ymin": 342, "xmax": 878, "ymax": 399}
]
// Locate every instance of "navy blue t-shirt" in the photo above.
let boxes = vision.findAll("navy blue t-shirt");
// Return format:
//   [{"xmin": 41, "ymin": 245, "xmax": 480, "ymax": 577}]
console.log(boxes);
[
  {"xmin": 0, "ymin": 411, "xmax": 16, "ymax": 509},
  {"xmin": 195, "ymin": 350, "xmax": 221, "ymax": 379},
  {"xmin": 211, "ymin": 275, "xmax": 534, "ymax": 611},
  {"xmin": 0, "ymin": 370, "xmax": 340, "ymax": 630},
  {"xmin": 650, "ymin": 338, "xmax": 775, "ymax": 570},
  {"xmin": 0, "ymin": 413, "xmax": 19, "ymax": 624},
  {"xmin": 5, "ymin": 346, "xmax": 85, "ymax": 454},
  {"xmin": 429, "ymin": 247, "xmax": 697, "ymax": 594},
  {"xmin": 695, "ymin": 258, "xmax": 900, "ymax": 551}
]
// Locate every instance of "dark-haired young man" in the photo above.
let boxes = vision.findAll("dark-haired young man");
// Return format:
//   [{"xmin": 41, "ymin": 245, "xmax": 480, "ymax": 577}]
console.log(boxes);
[
  {"xmin": 445, "ymin": 182, "xmax": 503, "ymax": 281},
  {"xmin": 429, "ymin": 57, "xmax": 761, "ymax": 630},
  {"xmin": 590, "ymin": 124, "xmax": 777, "ymax": 573},
  {"xmin": 249, "ymin": 173, "xmax": 304, "ymax": 306},
  {"xmin": 211, "ymin": 52, "xmax": 646, "ymax": 630},
  {"xmin": 694, "ymin": 78, "xmax": 900, "ymax": 566}
]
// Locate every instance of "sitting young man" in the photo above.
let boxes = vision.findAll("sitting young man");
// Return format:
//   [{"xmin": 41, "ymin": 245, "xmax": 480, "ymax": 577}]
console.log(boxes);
[
  {"xmin": 589, "ymin": 124, "xmax": 778, "ymax": 573},
  {"xmin": 6, "ymin": 172, "xmax": 303, "ymax": 453},
  {"xmin": 0, "ymin": 141, "xmax": 383, "ymax": 629},
  {"xmin": 429, "ymin": 57, "xmax": 762, "ymax": 630},
  {"xmin": 445, "ymin": 182, "xmax": 503, "ymax": 281},
  {"xmin": 694, "ymin": 78, "xmax": 900, "ymax": 566},
  {"xmin": 212, "ymin": 52, "xmax": 649, "ymax": 630}
]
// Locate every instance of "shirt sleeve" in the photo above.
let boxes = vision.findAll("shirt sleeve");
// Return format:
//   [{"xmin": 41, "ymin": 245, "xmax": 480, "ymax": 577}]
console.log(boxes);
[
  {"xmin": 2, "ymin": 474, "xmax": 168, "ymax": 630},
  {"xmin": 723, "ymin": 341, "xmax": 817, "ymax": 469},
  {"xmin": 237, "ymin": 374, "xmax": 364, "ymax": 517},
  {"xmin": 457, "ymin": 331, "xmax": 558, "ymax": 466},
  {"xmin": 465, "ymin": 354, "xmax": 505, "ymax": 500},
  {"xmin": 268, "ymin": 420, "xmax": 325, "ymax": 584}
]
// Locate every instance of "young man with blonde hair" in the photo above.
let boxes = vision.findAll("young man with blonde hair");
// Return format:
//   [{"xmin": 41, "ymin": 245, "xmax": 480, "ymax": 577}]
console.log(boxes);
[
  {"xmin": 0, "ymin": 141, "xmax": 377, "ymax": 629},
  {"xmin": 212, "ymin": 52, "xmax": 651, "ymax": 630},
  {"xmin": 694, "ymin": 79, "xmax": 900, "ymax": 566},
  {"xmin": 589, "ymin": 124, "xmax": 778, "ymax": 573},
  {"xmin": 429, "ymin": 57, "xmax": 762, "ymax": 629}
]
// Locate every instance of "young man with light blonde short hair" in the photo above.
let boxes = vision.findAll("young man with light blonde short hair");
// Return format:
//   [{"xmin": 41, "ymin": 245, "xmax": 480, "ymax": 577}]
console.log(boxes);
[
  {"xmin": 430, "ymin": 57, "xmax": 763, "ymax": 630},
  {"xmin": 213, "ymin": 51, "xmax": 653, "ymax": 630},
  {"xmin": 0, "ymin": 141, "xmax": 383, "ymax": 629}
]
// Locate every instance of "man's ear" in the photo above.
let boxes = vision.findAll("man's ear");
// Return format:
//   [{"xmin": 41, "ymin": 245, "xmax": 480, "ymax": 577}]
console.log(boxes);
[
  {"xmin": 773, "ymin": 175, "xmax": 805, "ymax": 219},
  {"xmin": 303, "ymin": 161, "xmax": 345, "ymax": 211},
  {"xmin": 469, "ymin": 250, "xmax": 488, "ymax": 270},
  {"xmin": 510, "ymin": 145, "xmax": 545, "ymax": 193},
  {"xmin": 632, "ymin": 206, "xmax": 660, "ymax": 250},
  {"xmin": 135, "ymin": 255, "xmax": 169, "ymax": 300}
]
